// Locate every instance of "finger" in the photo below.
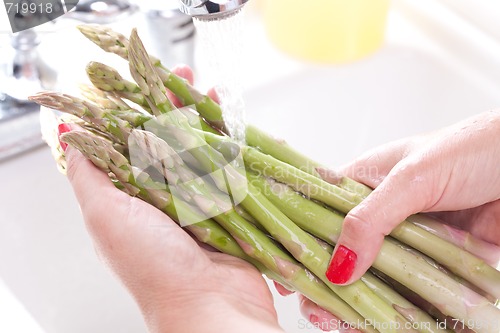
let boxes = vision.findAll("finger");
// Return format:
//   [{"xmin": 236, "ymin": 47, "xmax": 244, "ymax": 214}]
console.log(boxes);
[
  {"xmin": 273, "ymin": 281, "xmax": 294, "ymax": 297},
  {"xmin": 207, "ymin": 87, "xmax": 220, "ymax": 104},
  {"xmin": 64, "ymin": 141, "xmax": 210, "ymax": 291},
  {"xmin": 166, "ymin": 65, "xmax": 194, "ymax": 107},
  {"xmin": 298, "ymin": 295, "xmax": 360, "ymax": 333},
  {"xmin": 337, "ymin": 138, "xmax": 413, "ymax": 189},
  {"xmin": 65, "ymin": 146, "xmax": 176, "ymax": 248},
  {"xmin": 326, "ymin": 158, "xmax": 429, "ymax": 285}
]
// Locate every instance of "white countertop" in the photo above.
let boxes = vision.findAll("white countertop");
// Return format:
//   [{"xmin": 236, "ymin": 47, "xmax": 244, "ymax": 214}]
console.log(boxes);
[{"xmin": 1, "ymin": 1, "xmax": 500, "ymax": 332}]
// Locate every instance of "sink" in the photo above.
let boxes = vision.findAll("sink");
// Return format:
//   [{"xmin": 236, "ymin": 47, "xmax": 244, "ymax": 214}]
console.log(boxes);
[{"xmin": 1, "ymin": 1, "xmax": 500, "ymax": 333}]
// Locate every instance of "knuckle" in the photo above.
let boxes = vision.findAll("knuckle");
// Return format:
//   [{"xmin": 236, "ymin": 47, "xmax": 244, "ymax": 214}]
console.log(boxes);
[
  {"xmin": 65, "ymin": 151, "xmax": 83, "ymax": 184},
  {"xmin": 342, "ymin": 211, "xmax": 374, "ymax": 237}
]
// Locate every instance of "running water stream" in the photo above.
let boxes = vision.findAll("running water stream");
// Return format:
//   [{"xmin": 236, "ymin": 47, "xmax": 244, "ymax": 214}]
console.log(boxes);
[{"xmin": 194, "ymin": 11, "xmax": 247, "ymax": 144}]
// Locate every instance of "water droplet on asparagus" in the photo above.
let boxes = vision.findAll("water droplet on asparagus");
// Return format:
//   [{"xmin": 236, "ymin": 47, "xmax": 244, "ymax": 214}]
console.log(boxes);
[{"xmin": 194, "ymin": 11, "xmax": 247, "ymax": 144}]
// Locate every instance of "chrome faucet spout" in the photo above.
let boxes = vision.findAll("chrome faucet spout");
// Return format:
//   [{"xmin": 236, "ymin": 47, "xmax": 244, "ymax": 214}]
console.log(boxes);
[{"xmin": 178, "ymin": 0, "xmax": 250, "ymax": 20}]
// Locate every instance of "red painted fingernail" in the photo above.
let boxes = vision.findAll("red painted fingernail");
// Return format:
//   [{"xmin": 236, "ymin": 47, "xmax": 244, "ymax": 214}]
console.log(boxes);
[
  {"xmin": 325, "ymin": 245, "xmax": 357, "ymax": 284},
  {"xmin": 57, "ymin": 123, "xmax": 71, "ymax": 151},
  {"xmin": 309, "ymin": 314, "xmax": 319, "ymax": 324}
]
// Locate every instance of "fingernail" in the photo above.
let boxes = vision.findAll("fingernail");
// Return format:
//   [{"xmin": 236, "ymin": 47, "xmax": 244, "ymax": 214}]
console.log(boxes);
[
  {"xmin": 57, "ymin": 123, "xmax": 71, "ymax": 151},
  {"xmin": 309, "ymin": 314, "xmax": 330, "ymax": 332},
  {"xmin": 273, "ymin": 281, "xmax": 291, "ymax": 297},
  {"xmin": 325, "ymin": 245, "xmax": 357, "ymax": 284}
]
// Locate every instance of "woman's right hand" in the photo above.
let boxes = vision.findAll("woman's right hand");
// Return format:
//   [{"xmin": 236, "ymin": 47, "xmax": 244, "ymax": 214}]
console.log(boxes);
[{"xmin": 277, "ymin": 110, "xmax": 500, "ymax": 331}]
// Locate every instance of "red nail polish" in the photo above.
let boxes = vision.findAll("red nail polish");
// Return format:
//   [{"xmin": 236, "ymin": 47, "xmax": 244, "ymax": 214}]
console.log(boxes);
[
  {"xmin": 309, "ymin": 314, "xmax": 319, "ymax": 324},
  {"xmin": 57, "ymin": 123, "xmax": 71, "ymax": 151},
  {"xmin": 325, "ymin": 245, "xmax": 357, "ymax": 285}
]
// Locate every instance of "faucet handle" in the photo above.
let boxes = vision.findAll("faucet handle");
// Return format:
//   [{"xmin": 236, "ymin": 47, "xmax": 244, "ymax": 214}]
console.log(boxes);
[{"xmin": 179, "ymin": 0, "xmax": 250, "ymax": 20}]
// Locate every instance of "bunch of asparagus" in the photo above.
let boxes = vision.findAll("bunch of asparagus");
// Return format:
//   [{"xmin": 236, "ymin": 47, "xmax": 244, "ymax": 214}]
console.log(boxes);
[{"xmin": 31, "ymin": 26, "xmax": 500, "ymax": 333}]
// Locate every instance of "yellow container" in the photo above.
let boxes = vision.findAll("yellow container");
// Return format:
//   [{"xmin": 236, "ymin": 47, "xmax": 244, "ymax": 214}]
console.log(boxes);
[{"xmin": 262, "ymin": 0, "xmax": 390, "ymax": 63}]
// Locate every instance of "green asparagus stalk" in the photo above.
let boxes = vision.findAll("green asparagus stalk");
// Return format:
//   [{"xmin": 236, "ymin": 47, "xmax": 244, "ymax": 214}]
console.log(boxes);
[
  {"xmin": 371, "ymin": 271, "xmax": 475, "ymax": 333},
  {"xmin": 29, "ymin": 92, "xmax": 132, "ymax": 144},
  {"xmin": 246, "ymin": 126, "xmax": 500, "ymax": 299},
  {"xmin": 125, "ymin": 28, "xmax": 500, "ymax": 331},
  {"xmin": 361, "ymin": 271, "xmax": 451, "ymax": 333},
  {"xmin": 79, "ymin": 84, "xmax": 131, "ymax": 111},
  {"xmin": 149, "ymin": 113, "xmax": 414, "ymax": 333},
  {"xmin": 241, "ymin": 178, "xmax": 415, "ymax": 333},
  {"xmin": 85, "ymin": 62, "xmax": 222, "ymax": 135},
  {"xmin": 127, "ymin": 129, "xmax": 377, "ymax": 333},
  {"xmin": 245, "ymin": 125, "xmax": 373, "ymax": 197},
  {"xmin": 407, "ymin": 214, "xmax": 500, "ymax": 267},
  {"xmin": 242, "ymin": 145, "xmax": 364, "ymax": 211},
  {"xmin": 78, "ymin": 24, "xmax": 226, "ymax": 132},
  {"xmin": 78, "ymin": 25, "xmax": 369, "ymax": 197},
  {"xmin": 245, "ymin": 172, "xmax": 500, "ymax": 333},
  {"xmin": 128, "ymin": 29, "xmax": 175, "ymax": 115},
  {"xmin": 59, "ymin": 130, "xmax": 291, "ymax": 297},
  {"xmin": 244, "ymin": 132, "xmax": 500, "ymax": 299},
  {"xmin": 37, "ymin": 24, "xmax": 500, "ymax": 333},
  {"xmin": 231, "ymin": 137, "xmax": 500, "ymax": 301},
  {"xmin": 85, "ymin": 61, "xmax": 152, "ymax": 110},
  {"xmin": 79, "ymin": 85, "xmax": 155, "ymax": 128},
  {"xmin": 286, "ymin": 213, "xmax": 451, "ymax": 333},
  {"xmin": 110, "ymin": 23, "xmax": 500, "ymax": 299}
]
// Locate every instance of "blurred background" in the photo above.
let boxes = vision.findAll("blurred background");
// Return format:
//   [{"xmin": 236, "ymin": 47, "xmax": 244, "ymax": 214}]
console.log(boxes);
[{"xmin": 1, "ymin": 0, "xmax": 500, "ymax": 332}]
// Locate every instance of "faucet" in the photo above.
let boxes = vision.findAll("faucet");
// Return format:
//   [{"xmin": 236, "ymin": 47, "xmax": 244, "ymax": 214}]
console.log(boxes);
[
  {"xmin": 178, "ymin": 0, "xmax": 250, "ymax": 20},
  {"xmin": 0, "ymin": 0, "xmax": 137, "ymax": 160},
  {"xmin": 0, "ymin": 0, "xmax": 197, "ymax": 160}
]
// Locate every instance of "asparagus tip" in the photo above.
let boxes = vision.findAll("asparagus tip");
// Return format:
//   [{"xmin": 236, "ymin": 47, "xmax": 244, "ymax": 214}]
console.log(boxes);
[
  {"xmin": 29, "ymin": 92, "xmax": 65, "ymax": 110},
  {"xmin": 315, "ymin": 167, "xmax": 343, "ymax": 186}
]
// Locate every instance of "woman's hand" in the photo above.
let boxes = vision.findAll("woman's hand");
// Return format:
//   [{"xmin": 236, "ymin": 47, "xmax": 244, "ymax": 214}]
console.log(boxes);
[
  {"xmin": 62, "ymin": 66, "xmax": 283, "ymax": 333},
  {"xmin": 325, "ymin": 110, "xmax": 500, "ymax": 285},
  {"xmin": 278, "ymin": 111, "xmax": 499, "ymax": 331}
]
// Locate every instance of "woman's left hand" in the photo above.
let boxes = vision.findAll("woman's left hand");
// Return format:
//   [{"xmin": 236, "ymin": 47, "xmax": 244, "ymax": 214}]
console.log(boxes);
[{"xmin": 62, "ymin": 66, "xmax": 283, "ymax": 333}]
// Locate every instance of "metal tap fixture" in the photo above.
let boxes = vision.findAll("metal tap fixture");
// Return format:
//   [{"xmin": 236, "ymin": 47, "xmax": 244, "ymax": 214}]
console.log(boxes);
[
  {"xmin": 0, "ymin": 0, "xmax": 136, "ymax": 161},
  {"xmin": 0, "ymin": 0, "xmax": 196, "ymax": 160},
  {"xmin": 0, "ymin": 29, "xmax": 57, "ymax": 161},
  {"xmin": 64, "ymin": 0, "xmax": 138, "ymax": 24},
  {"xmin": 178, "ymin": 0, "xmax": 250, "ymax": 20}
]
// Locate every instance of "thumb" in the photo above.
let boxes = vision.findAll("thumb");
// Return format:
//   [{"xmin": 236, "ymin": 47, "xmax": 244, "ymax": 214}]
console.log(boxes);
[{"xmin": 325, "ymin": 161, "xmax": 429, "ymax": 285}]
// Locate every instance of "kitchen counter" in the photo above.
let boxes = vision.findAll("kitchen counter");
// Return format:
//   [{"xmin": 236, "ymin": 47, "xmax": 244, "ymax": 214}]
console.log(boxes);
[{"xmin": 1, "ymin": 1, "xmax": 500, "ymax": 332}]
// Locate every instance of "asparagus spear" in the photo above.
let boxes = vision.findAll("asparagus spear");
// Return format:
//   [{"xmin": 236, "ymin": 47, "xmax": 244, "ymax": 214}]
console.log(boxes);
[
  {"xmin": 126, "ymin": 129, "xmax": 377, "ymax": 333},
  {"xmin": 79, "ymin": 84, "xmax": 131, "ymax": 111},
  {"xmin": 284, "ymin": 212, "xmax": 451, "ymax": 333},
  {"xmin": 245, "ymin": 125, "xmax": 373, "ymax": 197},
  {"xmin": 407, "ymin": 214, "xmax": 500, "ymax": 267},
  {"xmin": 85, "ymin": 61, "xmax": 152, "ymax": 109},
  {"xmin": 41, "ymin": 84, "xmax": 498, "ymax": 328},
  {"xmin": 361, "ymin": 271, "xmax": 451, "ymax": 333},
  {"xmin": 84, "ymin": 24, "xmax": 500, "ymax": 298},
  {"xmin": 127, "ymin": 29, "xmax": 176, "ymax": 115},
  {"xmin": 59, "ymin": 130, "xmax": 291, "ymax": 297},
  {"xmin": 217, "ymin": 133, "xmax": 500, "ymax": 300},
  {"xmin": 246, "ymin": 172, "xmax": 500, "ymax": 332},
  {"xmin": 149, "ymin": 112, "xmax": 414, "ymax": 333},
  {"xmin": 29, "ymin": 92, "xmax": 132, "ymax": 144},
  {"xmin": 50, "ymin": 22, "xmax": 500, "ymax": 330},
  {"xmin": 125, "ymin": 29, "xmax": 500, "ymax": 331},
  {"xmin": 78, "ymin": 25, "xmax": 226, "ymax": 132},
  {"xmin": 76, "ymin": 24, "xmax": 375, "ymax": 201},
  {"xmin": 85, "ymin": 61, "xmax": 222, "ymax": 136},
  {"xmin": 371, "ymin": 270, "xmax": 476, "ymax": 333}
]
